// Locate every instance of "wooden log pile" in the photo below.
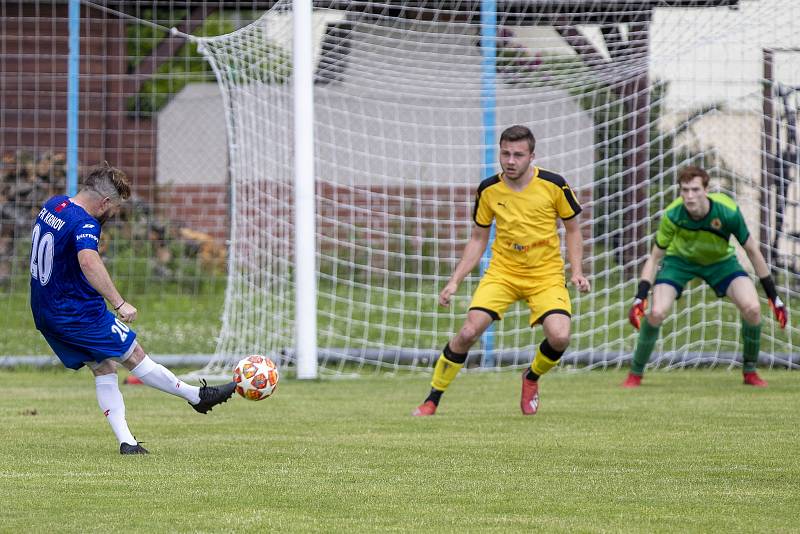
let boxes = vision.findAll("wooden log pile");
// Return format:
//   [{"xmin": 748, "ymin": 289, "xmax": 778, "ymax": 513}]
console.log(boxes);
[{"xmin": 0, "ymin": 152, "xmax": 226, "ymax": 283}]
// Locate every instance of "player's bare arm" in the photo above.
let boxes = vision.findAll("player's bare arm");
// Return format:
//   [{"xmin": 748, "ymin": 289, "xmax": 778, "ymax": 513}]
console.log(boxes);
[
  {"xmin": 639, "ymin": 244, "xmax": 665, "ymax": 284},
  {"xmin": 562, "ymin": 217, "xmax": 590, "ymax": 292},
  {"xmin": 77, "ymin": 248, "xmax": 137, "ymax": 322},
  {"xmin": 439, "ymin": 224, "xmax": 491, "ymax": 307},
  {"xmin": 628, "ymin": 244, "xmax": 665, "ymax": 329},
  {"xmin": 742, "ymin": 236, "xmax": 788, "ymax": 328}
]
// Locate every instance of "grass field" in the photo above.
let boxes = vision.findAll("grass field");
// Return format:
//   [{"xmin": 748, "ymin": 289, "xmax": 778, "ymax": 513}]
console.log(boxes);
[{"xmin": 1, "ymin": 367, "xmax": 798, "ymax": 532}]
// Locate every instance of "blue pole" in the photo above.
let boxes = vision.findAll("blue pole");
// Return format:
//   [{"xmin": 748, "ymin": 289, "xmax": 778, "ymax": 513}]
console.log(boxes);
[
  {"xmin": 479, "ymin": 0, "xmax": 497, "ymax": 367},
  {"xmin": 67, "ymin": 0, "xmax": 80, "ymax": 196}
]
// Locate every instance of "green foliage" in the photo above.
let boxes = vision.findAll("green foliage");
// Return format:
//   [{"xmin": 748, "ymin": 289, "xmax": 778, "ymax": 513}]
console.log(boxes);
[
  {"xmin": 1, "ymin": 369, "xmax": 799, "ymax": 531},
  {"xmin": 126, "ymin": 9, "xmax": 291, "ymax": 115},
  {"xmin": 127, "ymin": 10, "xmax": 231, "ymax": 115}
]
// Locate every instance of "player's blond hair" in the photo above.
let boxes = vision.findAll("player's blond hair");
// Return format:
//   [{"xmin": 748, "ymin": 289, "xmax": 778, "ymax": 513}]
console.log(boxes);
[
  {"xmin": 81, "ymin": 162, "xmax": 131, "ymax": 201},
  {"xmin": 678, "ymin": 166, "xmax": 710, "ymax": 188}
]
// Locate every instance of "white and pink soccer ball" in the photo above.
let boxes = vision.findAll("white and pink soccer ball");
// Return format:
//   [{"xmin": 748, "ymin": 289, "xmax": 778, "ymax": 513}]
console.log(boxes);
[{"xmin": 233, "ymin": 355, "xmax": 279, "ymax": 401}]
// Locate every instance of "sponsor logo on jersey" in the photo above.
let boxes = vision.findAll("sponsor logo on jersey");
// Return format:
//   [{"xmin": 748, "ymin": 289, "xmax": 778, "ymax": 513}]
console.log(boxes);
[
  {"xmin": 75, "ymin": 233, "xmax": 99, "ymax": 242},
  {"xmin": 82, "ymin": 223, "xmax": 95, "ymax": 229},
  {"xmin": 508, "ymin": 238, "xmax": 551, "ymax": 253}
]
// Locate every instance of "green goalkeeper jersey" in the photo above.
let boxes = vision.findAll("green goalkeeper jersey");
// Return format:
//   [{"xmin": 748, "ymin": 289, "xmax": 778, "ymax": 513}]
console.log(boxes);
[{"xmin": 655, "ymin": 192, "xmax": 750, "ymax": 266}]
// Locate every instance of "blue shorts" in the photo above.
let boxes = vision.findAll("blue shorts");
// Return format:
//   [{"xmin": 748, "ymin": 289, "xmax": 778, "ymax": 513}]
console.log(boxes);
[{"xmin": 39, "ymin": 310, "xmax": 138, "ymax": 370}]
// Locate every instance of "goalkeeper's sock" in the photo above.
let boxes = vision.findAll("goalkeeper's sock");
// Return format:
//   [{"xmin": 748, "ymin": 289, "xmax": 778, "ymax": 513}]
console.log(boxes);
[
  {"xmin": 130, "ymin": 355, "xmax": 201, "ymax": 405},
  {"xmin": 424, "ymin": 388, "xmax": 444, "ymax": 406},
  {"xmin": 527, "ymin": 339, "xmax": 564, "ymax": 381},
  {"xmin": 429, "ymin": 343, "xmax": 467, "ymax": 393},
  {"xmin": 95, "ymin": 373, "xmax": 137, "ymax": 446},
  {"xmin": 631, "ymin": 320, "xmax": 660, "ymax": 376},
  {"xmin": 741, "ymin": 320, "xmax": 761, "ymax": 373}
]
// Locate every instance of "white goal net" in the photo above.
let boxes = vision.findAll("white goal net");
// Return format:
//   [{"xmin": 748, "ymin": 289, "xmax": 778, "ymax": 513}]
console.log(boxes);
[{"xmin": 194, "ymin": 0, "xmax": 798, "ymax": 377}]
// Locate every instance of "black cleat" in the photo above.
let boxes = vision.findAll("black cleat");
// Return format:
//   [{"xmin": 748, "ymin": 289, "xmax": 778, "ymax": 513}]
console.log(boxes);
[
  {"xmin": 120, "ymin": 442, "xmax": 149, "ymax": 455},
  {"xmin": 191, "ymin": 380, "xmax": 237, "ymax": 414}
]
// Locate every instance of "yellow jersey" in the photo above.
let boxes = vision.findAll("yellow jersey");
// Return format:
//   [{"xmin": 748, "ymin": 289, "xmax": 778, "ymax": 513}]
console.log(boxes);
[{"xmin": 473, "ymin": 167, "xmax": 582, "ymax": 278}]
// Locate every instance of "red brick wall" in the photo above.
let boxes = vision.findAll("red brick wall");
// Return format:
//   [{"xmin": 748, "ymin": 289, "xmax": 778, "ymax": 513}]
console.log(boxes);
[
  {"xmin": 1, "ymin": 3, "xmax": 156, "ymax": 200},
  {"xmin": 160, "ymin": 184, "xmax": 229, "ymax": 241},
  {"xmin": 164, "ymin": 181, "xmax": 593, "ymax": 273}
]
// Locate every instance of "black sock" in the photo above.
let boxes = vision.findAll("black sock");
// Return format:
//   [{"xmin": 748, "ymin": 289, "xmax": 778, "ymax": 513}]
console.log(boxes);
[
  {"xmin": 525, "ymin": 368, "xmax": 540, "ymax": 382},
  {"xmin": 425, "ymin": 388, "xmax": 444, "ymax": 406}
]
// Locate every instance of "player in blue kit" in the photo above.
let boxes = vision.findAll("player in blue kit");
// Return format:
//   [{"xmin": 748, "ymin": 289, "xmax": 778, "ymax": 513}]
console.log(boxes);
[{"xmin": 30, "ymin": 163, "xmax": 236, "ymax": 454}]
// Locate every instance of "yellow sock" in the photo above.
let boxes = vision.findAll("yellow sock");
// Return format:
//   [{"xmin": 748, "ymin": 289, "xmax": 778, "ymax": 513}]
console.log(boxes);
[
  {"xmin": 530, "ymin": 350, "xmax": 558, "ymax": 377},
  {"xmin": 430, "ymin": 354, "xmax": 464, "ymax": 391}
]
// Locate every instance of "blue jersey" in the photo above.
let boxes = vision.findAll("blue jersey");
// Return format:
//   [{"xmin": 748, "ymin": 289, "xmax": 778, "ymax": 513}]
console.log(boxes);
[{"xmin": 30, "ymin": 195, "xmax": 106, "ymax": 329}]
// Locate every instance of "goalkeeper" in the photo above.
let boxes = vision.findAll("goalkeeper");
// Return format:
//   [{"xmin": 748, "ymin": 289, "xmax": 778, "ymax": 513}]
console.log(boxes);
[
  {"xmin": 412, "ymin": 125, "xmax": 590, "ymax": 417},
  {"xmin": 624, "ymin": 166, "xmax": 788, "ymax": 388}
]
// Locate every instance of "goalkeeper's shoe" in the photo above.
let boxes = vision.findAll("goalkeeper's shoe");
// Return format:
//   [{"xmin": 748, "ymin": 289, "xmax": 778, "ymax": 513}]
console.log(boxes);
[
  {"xmin": 520, "ymin": 371, "xmax": 539, "ymax": 416},
  {"xmin": 120, "ymin": 442, "xmax": 149, "ymax": 455},
  {"xmin": 621, "ymin": 373, "xmax": 643, "ymax": 389},
  {"xmin": 191, "ymin": 380, "xmax": 236, "ymax": 414},
  {"xmin": 743, "ymin": 371, "xmax": 768, "ymax": 388},
  {"xmin": 411, "ymin": 400, "xmax": 437, "ymax": 417}
]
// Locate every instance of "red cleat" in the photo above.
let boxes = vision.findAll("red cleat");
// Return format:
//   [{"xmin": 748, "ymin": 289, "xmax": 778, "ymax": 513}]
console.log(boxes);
[
  {"xmin": 412, "ymin": 400, "xmax": 437, "ymax": 416},
  {"xmin": 743, "ymin": 371, "xmax": 768, "ymax": 388},
  {"xmin": 520, "ymin": 371, "xmax": 539, "ymax": 415},
  {"xmin": 621, "ymin": 373, "xmax": 642, "ymax": 388}
]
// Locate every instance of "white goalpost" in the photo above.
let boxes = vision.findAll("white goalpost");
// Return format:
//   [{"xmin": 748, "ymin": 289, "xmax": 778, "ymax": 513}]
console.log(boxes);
[{"xmin": 191, "ymin": 0, "xmax": 798, "ymax": 378}]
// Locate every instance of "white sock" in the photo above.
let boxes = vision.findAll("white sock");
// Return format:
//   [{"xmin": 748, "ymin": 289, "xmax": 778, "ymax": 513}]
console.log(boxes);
[
  {"xmin": 95, "ymin": 374, "xmax": 137, "ymax": 446},
  {"xmin": 130, "ymin": 355, "xmax": 201, "ymax": 405}
]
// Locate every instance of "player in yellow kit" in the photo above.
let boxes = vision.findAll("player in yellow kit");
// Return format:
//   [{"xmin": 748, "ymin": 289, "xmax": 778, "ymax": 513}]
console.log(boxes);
[{"xmin": 412, "ymin": 125, "xmax": 590, "ymax": 416}]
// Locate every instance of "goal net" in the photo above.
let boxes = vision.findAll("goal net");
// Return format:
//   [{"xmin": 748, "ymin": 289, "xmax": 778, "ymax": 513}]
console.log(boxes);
[{"xmin": 193, "ymin": 0, "xmax": 798, "ymax": 377}]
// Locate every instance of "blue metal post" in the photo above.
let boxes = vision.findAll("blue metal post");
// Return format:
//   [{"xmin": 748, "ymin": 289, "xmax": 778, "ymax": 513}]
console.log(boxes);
[
  {"xmin": 479, "ymin": 0, "xmax": 497, "ymax": 367},
  {"xmin": 67, "ymin": 0, "xmax": 80, "ymax": 196}
]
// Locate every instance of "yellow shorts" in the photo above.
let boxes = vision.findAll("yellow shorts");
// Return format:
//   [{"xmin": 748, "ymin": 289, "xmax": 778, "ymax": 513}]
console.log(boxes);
[{"xmin": 468, "ymin": 268, "xmax": 571, "ymax": 326}]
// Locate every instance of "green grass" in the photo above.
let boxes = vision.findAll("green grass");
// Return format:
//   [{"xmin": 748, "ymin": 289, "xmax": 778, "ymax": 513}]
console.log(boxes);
[
  {"xmin": 3, "ymin": 273, "xmax": 798, "ymax": 356},
  {"xmin": 1, "ymin": 368, "xmax": 798, "ymax": 532},
  {"xmin": 0, "ymin": 290, "xmax": 225, "ymax": 355}
]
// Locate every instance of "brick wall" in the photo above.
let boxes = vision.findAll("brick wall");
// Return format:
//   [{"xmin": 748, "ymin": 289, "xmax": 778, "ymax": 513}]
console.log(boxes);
[
  {"xmin": 159, "ymin": 184, "xmax": 229, "ymax": 241},
  {"xmin": 2, "ymin": 3, "xmax": 157, "ymax": 200}
]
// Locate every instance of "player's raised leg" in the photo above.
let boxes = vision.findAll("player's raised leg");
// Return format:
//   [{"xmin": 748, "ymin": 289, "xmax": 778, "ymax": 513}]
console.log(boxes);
[
  {"xmin": 121, "ymin": 343, "xmax": 236, "ymax": 413},
  {"xmin": 412, "ymin": 310, "xmax": 493, "ymax": 416},
  {"xmin": 726, "ymin": 276, "xmax": 768, "ymax": 387},
  {"xmin": 521, "ymin": 312, "xmax": 570, "ymax": 415},
  {"xmin": 623, "ymin": 283, "xmax": 678, "ymax": 388}
]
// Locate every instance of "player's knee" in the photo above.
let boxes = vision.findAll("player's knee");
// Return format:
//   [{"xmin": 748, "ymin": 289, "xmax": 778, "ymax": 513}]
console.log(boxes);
[
  {"xmin": 648, "ymin": 308, "xmax": 669, "ymax": 326},
  {"xmin": 457, "ymin": 324, "xmax": 482, "ymax": 346},
  {"xmin": 90, "ymin": 360, "xmax": 116, "ymax": 376},
  {"xmin": 547, "ymin": 333, "xmax": 570, "ymax": 352},
  {"xmin": 121, "ymin": 343, "xmax": 146, "ymax": 370},
  {"xmin": 740, "ymin": 304, "xmax": 761, "ymax": 325}
]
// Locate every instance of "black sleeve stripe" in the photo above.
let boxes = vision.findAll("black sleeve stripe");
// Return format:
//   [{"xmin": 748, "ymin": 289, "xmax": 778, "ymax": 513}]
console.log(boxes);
[
  {"xmin": 476, "ymin": 173, "xmax": 502, "ymax": 195},
  {"xmin": 472, "ymin": 174, "xmax": 501, "ymax": 225},
  {"xmin": 537, "ymin": 168, "xmax": 567, "ymax": 187},
  {"xmin": 538, "ymin": 168, "xmax": 582, "ymax": 217},
  {"xmin": 655, "ymin": 239, "xmax": 668, "ymax": 249},
  {"xmin": 562, "ymin": 185, "xmax": 582, "ymax": 217}
]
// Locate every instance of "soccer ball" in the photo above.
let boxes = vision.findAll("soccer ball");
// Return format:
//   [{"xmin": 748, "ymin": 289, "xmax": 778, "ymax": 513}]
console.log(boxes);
[{"xmin": 233, "ymin": 355, "xmax": 279, "ymax": 401}]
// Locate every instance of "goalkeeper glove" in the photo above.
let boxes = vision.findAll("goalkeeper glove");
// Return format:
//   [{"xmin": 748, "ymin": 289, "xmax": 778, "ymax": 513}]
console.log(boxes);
[
  {"xmin": 760, "ymin": 276, "xmax": 788, "ymax": 329},
  {"xmin": 628, "ymin": 280, "xmax": 651, "ymax": 330}
]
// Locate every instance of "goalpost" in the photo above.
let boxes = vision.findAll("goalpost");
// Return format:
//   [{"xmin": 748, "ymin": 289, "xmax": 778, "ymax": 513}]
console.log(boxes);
[{"xmin": 190, "ymin": 0, "xmax": 798, "ymax": 378}]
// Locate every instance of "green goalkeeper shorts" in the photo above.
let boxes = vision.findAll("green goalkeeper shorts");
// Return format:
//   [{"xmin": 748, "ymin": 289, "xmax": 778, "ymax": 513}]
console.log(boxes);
[{"xmin": 655, "ymin": 254, "xmax": 748, "ymax": 298}]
